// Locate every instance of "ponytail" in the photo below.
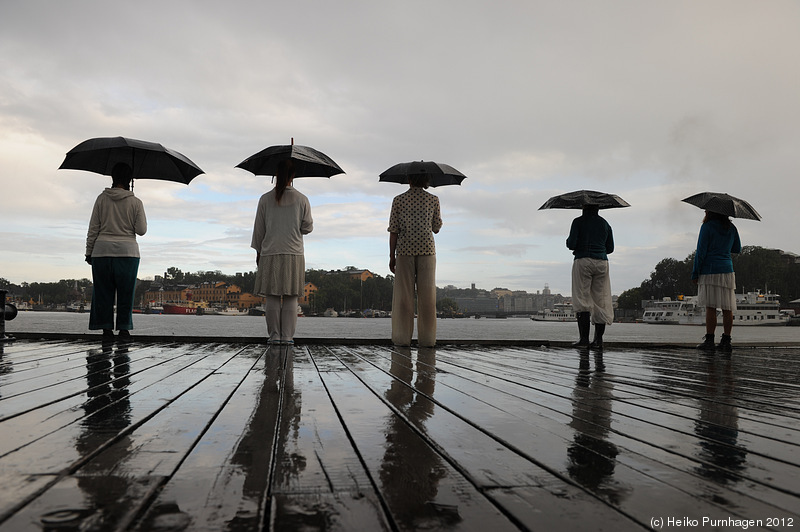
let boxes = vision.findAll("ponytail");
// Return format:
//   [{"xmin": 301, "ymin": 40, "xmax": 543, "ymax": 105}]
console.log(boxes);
[{"xmin": 275, "ymin": 159, "xmax": 295, "ymax": 203}]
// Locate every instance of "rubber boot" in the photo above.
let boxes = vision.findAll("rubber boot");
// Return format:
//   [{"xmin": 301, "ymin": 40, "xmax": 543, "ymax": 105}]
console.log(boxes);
[
  {"xmin": 572, "ymin": 312, "xmax": 591, "ymax": 348},
  {"xmin": 717, "ymin": 334, "xmax": 732, "ymax": 352},
  {"xmin": 589, "ymin": 323, "xmax": 605, "ymax": 351},
  {"xmin": 696, "ymin": 334, "xmax": 715, "ymax": 351}
]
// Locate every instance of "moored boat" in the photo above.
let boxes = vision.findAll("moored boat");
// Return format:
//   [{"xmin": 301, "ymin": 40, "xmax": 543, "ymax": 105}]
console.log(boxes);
[
  {"xmin": 642, "ymin": 292, "xmax": 789, "ymax": 326},
  {"xmin": 163, "ymin": 303, "xmax": 197, "ymax": 315},
  {"xmin": 532, "ymin": 303, "xmax": 575, "ymax": 322}
]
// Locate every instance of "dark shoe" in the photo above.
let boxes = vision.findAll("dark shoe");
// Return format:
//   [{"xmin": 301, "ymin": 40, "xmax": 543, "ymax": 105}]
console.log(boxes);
[
  {"xmin": 589, "ymin": 323, "xmax": 605, "ymax": 351},
  {"xmin": 697, "ymin": 334, "xmax": 715, "ymax": 351},
  {"xmin": 118, "ymin": 330, "xmax": 132, "ymax": 342},
  {"xmin": 572, "ymin": 312, "xmax": 591, "ymax": 348},
  {"xmin": 717, "ymin": 334, "xmax": 732, "ymax": 352}
]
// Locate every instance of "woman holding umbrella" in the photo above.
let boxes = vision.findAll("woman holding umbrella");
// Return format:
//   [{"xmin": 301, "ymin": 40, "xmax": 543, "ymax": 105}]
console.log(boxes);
[
  {"xmin": 251, "ymin": 159, "xmax": 313, "ymax": 344},
  {"xmin": 387, "ymin": 168, "xmax": 443, "ymax": 347},
  {"xmin": 692, "ymin": 211, "xmax": 742, "ymax": 352},
  {"xmin": 540, "ymin": 190, "xmax": 628, "ymax": 351},
  {"xmin": 86, "ymin": 162, "xmax": 147, "ymax": 339},
  {"xmin": 567, "ymin": 204, "xmax": 615, "ymax": 350}
]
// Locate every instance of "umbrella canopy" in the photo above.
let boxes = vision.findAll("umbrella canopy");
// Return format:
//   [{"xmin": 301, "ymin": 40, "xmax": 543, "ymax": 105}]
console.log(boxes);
[
  {"xmin": 236, "ymin": 144, "xmax": 344, "ymax": 178},
  {"xmin": 682, "ymin": 192, "xmax": 761, "ymax": 221},
  {"xmin": 59, "ymin": 136, "xmax": 204, "ymax": 184},
  {"xmin": 379, "ymin": 160, "xmax": 467, "ymax": 187},
  {"xmin": 538, "ymin": 190, "xmax": 631, "ymax": 210}
]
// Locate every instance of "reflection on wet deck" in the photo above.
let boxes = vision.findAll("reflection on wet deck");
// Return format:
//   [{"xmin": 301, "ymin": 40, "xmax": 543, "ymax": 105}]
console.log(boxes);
[{"xmin": 0, "ymin": 339, "xmax": 798, "ymax": 531}]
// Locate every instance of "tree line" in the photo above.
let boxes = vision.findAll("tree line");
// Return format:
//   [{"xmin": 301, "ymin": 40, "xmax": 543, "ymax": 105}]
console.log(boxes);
[
  {"xmin": 5, "ymin": 246, "xmax": 798, "ymax": 311},
  {"xmin": 616, "ymin": 246, "xmax": 800, "ymax": 310}
]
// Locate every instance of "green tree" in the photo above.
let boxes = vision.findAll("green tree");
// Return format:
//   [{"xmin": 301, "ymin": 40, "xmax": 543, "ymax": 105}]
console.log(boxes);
[
  {"xmin": 640, "ymin": 256, "xmax": 694, "ymax": 301},
  {"xmin": 437, "ymin": 297, "xmax": 459, "ymax": 316},
  {"xmin": 165, "ymin": 267, "xmax": 184, "ymax": 282},
  {"xmin": 616, "ymin": 287, "xmax": 642, "ymax": 310}
]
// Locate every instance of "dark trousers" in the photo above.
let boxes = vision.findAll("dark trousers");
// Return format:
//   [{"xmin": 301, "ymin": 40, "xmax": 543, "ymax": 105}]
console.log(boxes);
[{"xmin": 89, "ymin": 257, "xmax": 140, "ymax": 331}]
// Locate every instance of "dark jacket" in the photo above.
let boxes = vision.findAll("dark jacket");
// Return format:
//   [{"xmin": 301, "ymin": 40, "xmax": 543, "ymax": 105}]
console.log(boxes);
[{"xmin": 567, "ymin": 212, "xmax": 614, "ymax": 260}]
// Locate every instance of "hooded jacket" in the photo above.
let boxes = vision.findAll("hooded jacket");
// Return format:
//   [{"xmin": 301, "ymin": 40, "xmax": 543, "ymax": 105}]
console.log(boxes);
[
  {"xmin": 86, "ymin": 187, "xmax": 147, "ymax": 257},
  {"xmin": 691, "ymin": 218, "xmax": 741, "ymax": 279}
]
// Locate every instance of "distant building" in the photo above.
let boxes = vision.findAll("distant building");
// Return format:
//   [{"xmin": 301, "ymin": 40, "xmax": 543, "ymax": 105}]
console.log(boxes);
[
  {"xmin": 326, "ymin": 269, "xmax": 374, "ymax": 282},
  {"xmin": 145, "ymin": 282, "xmax": 253, "ymax": 309},
  {"xmin": 454, "ymin": 296, "xmax": 500, "ymax": 314},
  {"xmin": 491, "ymin": 288, "xmax": 513, "ymax": 299},
  {"xmin": 348, "ymin": 269, "xmax": 373, "ymax": 282},
  {"xmin": 238, "ymin": 292, "xmax": 265, "ymax": 310},
  {"xmin": 301, "ymin": 282, "xmax": 318, "ymax": 306}
]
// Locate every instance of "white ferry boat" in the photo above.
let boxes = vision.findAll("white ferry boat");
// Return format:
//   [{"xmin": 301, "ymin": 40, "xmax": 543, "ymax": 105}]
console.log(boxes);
[
  {"xmin": 642, "ymin": 292, "xmax": 789, "ymax": 326},
  {"xmin": 532, "ymin": 303, "xmax": 575, "ymax": 322},
  {"xmin": 733, "ymin": 292, "xmax": 790, "ymax": 326}
]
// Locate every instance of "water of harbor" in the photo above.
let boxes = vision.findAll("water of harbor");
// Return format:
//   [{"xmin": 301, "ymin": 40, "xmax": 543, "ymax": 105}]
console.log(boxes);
[{"xmin": 6, "ymin": 311, "xmax": 800, "ymax": 343}]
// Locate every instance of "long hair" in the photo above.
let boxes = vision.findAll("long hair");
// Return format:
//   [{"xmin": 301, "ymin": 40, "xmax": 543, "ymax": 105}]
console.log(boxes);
[
  {"xmin": 703, "ymin": 210, "xmax": 732, "ymax": 228},
  {"xmin": 275, "ymin": 159, "xmax": 296, "ymax": 203}
]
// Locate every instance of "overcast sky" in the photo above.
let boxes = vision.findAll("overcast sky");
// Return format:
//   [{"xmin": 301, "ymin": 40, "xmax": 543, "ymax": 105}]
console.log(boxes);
[{"xmin": 2, "ymin": 1, "xmax": 798, "ymax": 297}]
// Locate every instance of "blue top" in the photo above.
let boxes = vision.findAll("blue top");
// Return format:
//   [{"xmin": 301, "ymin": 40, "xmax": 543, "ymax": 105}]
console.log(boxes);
[
  {"xmin": 566, "ymin": 212, "xmax": 614, "ymax": 260},
  {"xmin": 691, "ymin": 218, "xmax": 741, "ymax": 279}
]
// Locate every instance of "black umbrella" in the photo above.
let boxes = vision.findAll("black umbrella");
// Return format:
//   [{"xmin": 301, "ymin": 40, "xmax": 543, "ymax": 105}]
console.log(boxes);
[
  {"xmin": 682, "ymin": 192, "xmax": 761, "ymax": 221},
  {"xmin": 379, "ymin": 160, "xmax": 467, "ymax": 187},
  {"xmin": 59, "ymin": 136, "xmax": 204, "ymax": 185},
  {"xmin": 236, "ymin": 143, "xmax": 344, "ymax": 178},
  {"xmin": 539, "ymin": 190, "xmax": 630, "ymax": 210}
]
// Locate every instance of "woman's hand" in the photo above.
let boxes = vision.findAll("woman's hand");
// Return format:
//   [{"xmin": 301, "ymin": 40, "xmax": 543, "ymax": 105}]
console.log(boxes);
[{"xmin": 389, "ymin": 255, "xmax": 396, "ymax": 273}]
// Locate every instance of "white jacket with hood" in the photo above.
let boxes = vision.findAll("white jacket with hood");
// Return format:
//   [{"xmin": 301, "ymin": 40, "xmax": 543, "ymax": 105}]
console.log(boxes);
[{"xmin": 86, "ymin": 187, "xmax": 147, "ymax": 257}]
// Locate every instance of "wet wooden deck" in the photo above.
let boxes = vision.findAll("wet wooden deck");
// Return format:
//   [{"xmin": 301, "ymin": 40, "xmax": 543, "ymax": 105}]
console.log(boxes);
[{"xmin": 0, "ymin": 338, "xmax": 798, "ymax": 531}]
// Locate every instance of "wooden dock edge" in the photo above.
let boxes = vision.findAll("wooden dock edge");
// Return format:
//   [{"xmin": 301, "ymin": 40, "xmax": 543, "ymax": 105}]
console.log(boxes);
[{"xmin": 4, "ymin": 331, "xmax": 800, "ymax": 349}]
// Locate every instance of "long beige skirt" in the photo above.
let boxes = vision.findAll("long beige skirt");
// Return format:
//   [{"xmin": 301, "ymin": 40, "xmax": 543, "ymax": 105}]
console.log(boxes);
[
  {"xmin": 697, "ymin": 272, "xmax": 737, "ymax": 311},
  {"xmin": 254, "ymin": 254, "xmax": 305, "ymax": 297}
]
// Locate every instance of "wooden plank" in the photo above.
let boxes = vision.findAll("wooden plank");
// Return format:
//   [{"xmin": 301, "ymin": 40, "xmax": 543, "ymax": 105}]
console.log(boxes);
[
  {"xmin": 268, "ymin": 346, "xmax": 390, "ymax": 531},
  {"xmin": 435, "ymin": 346, "xmax": 800, "ymax": 495},
  {"xmin": 0, "ymin": 343, "xmax": 218, "ymax": 416},
  {"xmin": 331, "ymin": 345, "xmax": 635, "ymax": 529},
  {"xmin": 0, "ymin": 344, "xmax": 222, "ymax": 457},
  {"xmin": 424, "ymin": 346, "xmax": 799, "ymax": 522},
  {"xmin": 0, "ymin": 344, "xmax": 249, "ymax": 525},
  {"xmin": 0, "ymin": 343, "xmax": 255, "ymax": 531},
  {"xmin": 132, "ymin": 345, "xmax": 278, "ymax": 532},
  {"xmin": 309, "ymin": 345, "xmax": 522, "ymax": 532}
]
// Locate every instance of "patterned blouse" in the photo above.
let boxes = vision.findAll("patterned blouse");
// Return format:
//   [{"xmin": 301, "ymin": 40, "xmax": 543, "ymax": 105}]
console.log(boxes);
[{"xmin": 387, "ymin": 186, "xmax": 443, "ymax": 256}]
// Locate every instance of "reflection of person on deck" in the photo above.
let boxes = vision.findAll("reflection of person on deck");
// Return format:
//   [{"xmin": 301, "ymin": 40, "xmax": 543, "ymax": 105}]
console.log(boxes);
[
  {"xmin": 567, "ymin": 354, "xmax": 626, "ymax": 504},
  {"xmin": 73, "ymin": 343, "xmax": 133, "ymax": 520},
  {"xmin": 380, "ymin": 347, "xmax": 458, "ymax": 528},
  {"xmin": 695, "ymin": 356, "xmax": 746, "ymax": 483}
]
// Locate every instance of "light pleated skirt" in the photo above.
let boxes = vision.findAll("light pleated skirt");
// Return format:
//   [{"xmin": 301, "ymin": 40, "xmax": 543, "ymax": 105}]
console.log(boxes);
[
  {"xmin": 254, "ymin": 254, "xmax": 305, "ymax": 297},
  {"xmin": 697, "ymin": 272, "xmax": 737, "ymax": 311}
]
